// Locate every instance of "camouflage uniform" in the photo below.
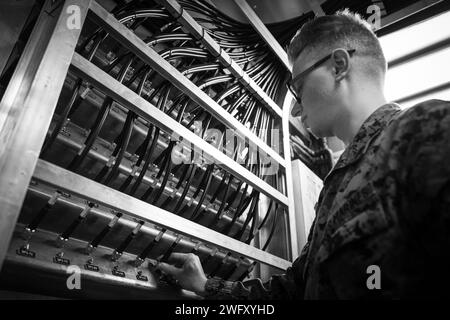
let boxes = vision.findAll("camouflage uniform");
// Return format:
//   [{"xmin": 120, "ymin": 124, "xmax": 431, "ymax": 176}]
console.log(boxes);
[{"xmin": 203, "ymin": 100, "xmax": 450, "ymax": 299}]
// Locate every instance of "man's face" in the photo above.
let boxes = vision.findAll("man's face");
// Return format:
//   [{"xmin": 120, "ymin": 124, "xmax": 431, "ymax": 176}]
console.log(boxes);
[{"xmin": 290, "ymin": 49, "xmax": 340, "ymax": 137}]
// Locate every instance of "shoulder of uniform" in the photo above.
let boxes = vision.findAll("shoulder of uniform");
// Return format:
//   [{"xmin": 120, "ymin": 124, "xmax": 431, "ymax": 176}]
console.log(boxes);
[
  {"xmin": 397, "ymin": 99, "xmax": 450, "ymax": 123},
  {"xmin": 389, "ymin": 100, "xmax": 450, "ymax": 198},
  {"xmin": 376, "ymin": 99, "xmax": 450, "ymax": 156},
  {"xmin": 386, "ymin": 99, "xmax": 450, "ymax": 135}
]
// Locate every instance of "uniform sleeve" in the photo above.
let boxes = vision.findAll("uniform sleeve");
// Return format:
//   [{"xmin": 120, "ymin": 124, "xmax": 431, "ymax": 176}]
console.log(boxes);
[
  {"xmin": 201, "ymin": 221, "xmax": 316, "ymax": 300},
  {"xmin": 201, "ymin": 243, "xmax": 308, "ymax": 300},
  {"xmin": 391, "ymin": 100, "xmax": 450, "ymax": 295},
  {"xmin": 396, "ymin": 100, "xmax": 450, "ymax": 199},
  {"xmin": 393, "ymin": 100, "xmax": 450, "ymax": 216}
]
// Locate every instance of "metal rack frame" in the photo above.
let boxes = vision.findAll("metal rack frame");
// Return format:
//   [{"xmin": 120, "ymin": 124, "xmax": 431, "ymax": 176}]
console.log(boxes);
[{"xmin": 0, "ymin": 0, "xmax": 297, "ymax": 275}]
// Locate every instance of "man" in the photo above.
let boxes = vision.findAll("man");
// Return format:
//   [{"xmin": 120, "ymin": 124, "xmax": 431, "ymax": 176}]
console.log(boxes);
[{"xmin": 158, "ymin": 9, "xmax": 450, "ymax": 299}]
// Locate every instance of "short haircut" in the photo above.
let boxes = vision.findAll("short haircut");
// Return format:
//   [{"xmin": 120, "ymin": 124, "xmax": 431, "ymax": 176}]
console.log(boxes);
[{"xmin": 288, "ymin": 9, "xmax": 387, "ymax": 78}]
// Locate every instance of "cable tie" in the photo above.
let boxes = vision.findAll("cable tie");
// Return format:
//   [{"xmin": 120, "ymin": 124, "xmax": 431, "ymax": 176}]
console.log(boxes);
[
  {"xmin": 221, "ymin": 56, "xmax": 231, "ymax": 68},
  {"xmin": 211, "ymin": 46, "xmax": 222, "ymax": 59},
  {"xmin": 193, "ymin": 27, "xmax": 205, "ymax": 42},
  {"xmin": 173, "ymin": 7, "xmax": 184, "ymax": 20},
  {"xmin": 235, "ymin": 68, "xmax": 244, "ymax": 80}
]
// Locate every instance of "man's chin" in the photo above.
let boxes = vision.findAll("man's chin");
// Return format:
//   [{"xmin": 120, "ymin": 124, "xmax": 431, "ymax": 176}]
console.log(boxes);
[
  {"xmin": 306, "ymin": 127, "xmax": 320, "ymax": 138},
  {"xmin": 302, "ymin": 120, "xmax": 327, "ymax": 138},
  {"xmin": 307, "ymin": 126, "xmax": 331, "ymax": 139}
]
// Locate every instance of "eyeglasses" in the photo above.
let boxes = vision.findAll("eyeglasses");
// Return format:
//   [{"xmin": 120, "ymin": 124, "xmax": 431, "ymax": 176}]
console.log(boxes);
[{"xmin": 287, "ymin": 49, "xmax": 356, "ymax": 105}]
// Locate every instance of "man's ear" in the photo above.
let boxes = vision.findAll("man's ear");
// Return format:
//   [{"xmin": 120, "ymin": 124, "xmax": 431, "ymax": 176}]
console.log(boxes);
[{"xmin": 331, "ymin": 49, "xmax": 351, "ymax": 81}]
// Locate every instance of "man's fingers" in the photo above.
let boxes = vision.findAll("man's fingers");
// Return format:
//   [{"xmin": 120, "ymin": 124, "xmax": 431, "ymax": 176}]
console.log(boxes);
[
  {"xmin": 165, "ymin": 252, "xmax": 191, "ymax": 265},
  {"xmin": 157, "ymin": 262, "xmax": 181, "ymax": 277}
]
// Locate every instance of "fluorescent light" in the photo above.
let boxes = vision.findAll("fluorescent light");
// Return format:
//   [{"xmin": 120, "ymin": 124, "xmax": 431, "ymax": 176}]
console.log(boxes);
[
  {"xmin": 385, "ymin": 47, "xmax": 450, "ymax": 102},
  {"xmin": 380, "ymin": 11, "xmax": 450, "ymax": 62},
  {"xmin": 380, "ymin": 10, "xmax": 450, "ymax": 107},
  {"xmin": 399, "ymin": 88, "xmax": 450, "ymax": 109}
]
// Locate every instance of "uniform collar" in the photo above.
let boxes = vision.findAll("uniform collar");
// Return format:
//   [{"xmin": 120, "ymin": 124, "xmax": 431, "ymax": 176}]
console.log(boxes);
[{"xmin": 325, "ymin": 103, "xmax": 402, "ymax": 179}]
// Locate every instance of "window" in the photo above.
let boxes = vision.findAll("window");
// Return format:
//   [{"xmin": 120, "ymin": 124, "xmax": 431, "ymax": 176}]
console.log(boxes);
[{"xmin": 379, "ymin": 10, "xmax": 450, "ymax": 108}]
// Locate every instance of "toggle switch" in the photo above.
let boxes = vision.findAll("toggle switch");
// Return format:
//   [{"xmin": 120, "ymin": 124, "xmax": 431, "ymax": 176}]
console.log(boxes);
[
  {"xmin": 134, "ymin": 227, "xmax": 166, "ymax": 267},
  {"xmin": 86, "ymin": 211, "xmax": 123, "ymax": 254},
  {"xmin": 111, "ymin": 220, "xmax": 144, "ymax": 262}
]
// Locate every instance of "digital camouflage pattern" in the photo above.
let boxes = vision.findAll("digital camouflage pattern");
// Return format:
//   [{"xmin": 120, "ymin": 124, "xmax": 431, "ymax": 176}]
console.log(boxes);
[{"xmin": 203, "ymin": 100, "xmax": 450, "ymax": 299}]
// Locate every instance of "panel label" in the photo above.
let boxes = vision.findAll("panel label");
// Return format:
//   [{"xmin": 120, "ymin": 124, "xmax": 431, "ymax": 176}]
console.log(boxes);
[
  {"xmin": 53, "ymin": 256, "xmax": 70, "ymax": 265},
  {"xmin": 16, "ymin": 247, "xmax": 36, "ymax": 258}
]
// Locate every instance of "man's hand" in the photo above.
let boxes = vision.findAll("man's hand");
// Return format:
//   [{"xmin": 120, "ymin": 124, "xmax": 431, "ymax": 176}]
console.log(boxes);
[{"xmin": 157, "ymin": 253, "xmax": 208, "ymax": 295}]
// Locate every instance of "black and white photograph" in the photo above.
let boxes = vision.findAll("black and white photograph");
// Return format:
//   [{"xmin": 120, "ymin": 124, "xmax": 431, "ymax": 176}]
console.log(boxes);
[{"xmin": 0, "ymin": 0, "xmax": 449, "ymax": 312}]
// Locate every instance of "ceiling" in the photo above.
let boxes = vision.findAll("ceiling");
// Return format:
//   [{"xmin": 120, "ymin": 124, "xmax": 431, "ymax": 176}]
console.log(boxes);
[{"xmin": 209, "ymin": 0, "xmax": 327, "ymax": 24}]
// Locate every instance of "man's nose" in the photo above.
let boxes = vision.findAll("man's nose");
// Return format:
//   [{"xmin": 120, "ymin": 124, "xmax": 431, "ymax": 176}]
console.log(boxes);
[{"xmin": 291, "ymin": 102, "xmax": 303, "ymax": 117}]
